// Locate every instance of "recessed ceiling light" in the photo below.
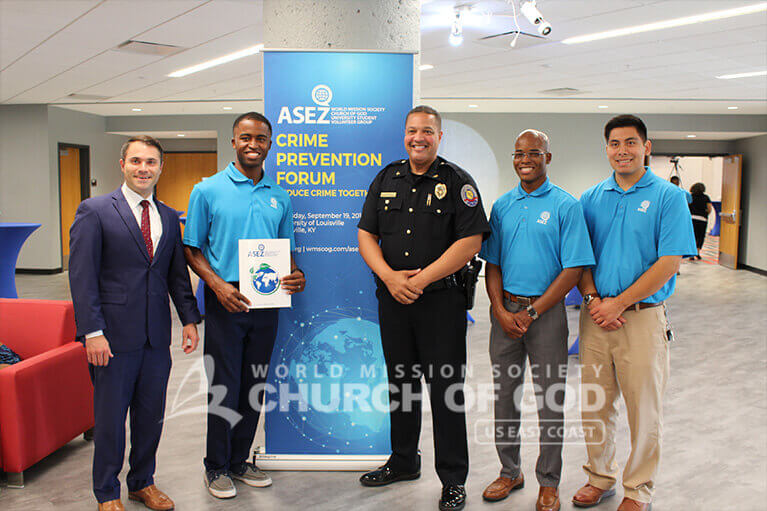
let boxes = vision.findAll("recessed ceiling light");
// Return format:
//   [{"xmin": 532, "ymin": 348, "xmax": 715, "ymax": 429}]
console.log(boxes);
[
  {"xmin": 687, "ymin": 134, "xmax": 697, "ymax": 138},
  {"xmin": 598, "ymin": 105, "xmax": 608, "ymax": 109},
  {"xmin": 562, "ymin": 3, "xmax": 767, "ymax": 45},
  {"xmin": 131, "ymin": 107, "xmax": 142, "ymax": 112},
  {"xmin": 468, "ymin": 104, "xmax": 479, "ymax": 108},
  {"xmin": 223, "ymin": 106, "xmax": 233, "ymax": 110},
  {"xmin": 728, "ymin": 106, "xmax": 739, "ymax": 110},
  {"xmin": 716, "ymin": 70, "xmax": 767, "ymax": 80},
  {"xmin": 419, "ymin": 64, "xmax": 434, "ymax": 71},
  {"xmin": 177, "ymin": 134, "xmax": 186, "ymax": 137},
  {"xmin": 168, "ymin": 44, "xmax": 264, "ymax": 77}
]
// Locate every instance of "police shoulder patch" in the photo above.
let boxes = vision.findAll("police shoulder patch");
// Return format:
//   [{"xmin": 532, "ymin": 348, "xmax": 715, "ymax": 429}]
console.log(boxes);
[{"xmin": 460, "ymin": 184, "xmax": 478, "ymax": 207}]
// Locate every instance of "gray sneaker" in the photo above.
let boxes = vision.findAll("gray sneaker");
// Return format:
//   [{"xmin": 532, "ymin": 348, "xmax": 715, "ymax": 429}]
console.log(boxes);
[
  {"xmin": 205, "ymin": 470, "xmax": 237, "ymax": 499},
  {"xmin": 230, "ymin": 462, "xmax": 273, "ymax": 487}
]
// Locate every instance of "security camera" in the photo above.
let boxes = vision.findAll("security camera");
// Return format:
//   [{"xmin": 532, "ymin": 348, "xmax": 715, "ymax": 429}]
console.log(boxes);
[{"xmin": 520, "ymin": 1, "xmax": 552, "ymax": 36}]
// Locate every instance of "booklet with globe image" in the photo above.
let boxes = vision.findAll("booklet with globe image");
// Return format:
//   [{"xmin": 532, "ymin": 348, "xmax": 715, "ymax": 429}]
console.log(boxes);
[{"xmin": 238, "ymin": 238, "xmax": 291, "ymax": 309}]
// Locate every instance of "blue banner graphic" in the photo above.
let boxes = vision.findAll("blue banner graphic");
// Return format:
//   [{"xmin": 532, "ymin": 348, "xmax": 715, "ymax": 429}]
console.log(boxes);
[{"xmin": 262, "ymin": 51, "xmax": 413, "ymax": 457}]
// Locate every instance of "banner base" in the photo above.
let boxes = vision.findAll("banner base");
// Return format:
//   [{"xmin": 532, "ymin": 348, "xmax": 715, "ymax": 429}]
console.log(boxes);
[{"xmin": 254, "ymin": 452, "xmax": 389, "ymax": 471}]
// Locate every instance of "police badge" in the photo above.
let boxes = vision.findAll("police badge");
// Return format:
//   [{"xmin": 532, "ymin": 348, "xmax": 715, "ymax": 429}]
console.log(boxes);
[{"xmin": 434, "ymin": 183, "xmax": 447, "ymax": 200}]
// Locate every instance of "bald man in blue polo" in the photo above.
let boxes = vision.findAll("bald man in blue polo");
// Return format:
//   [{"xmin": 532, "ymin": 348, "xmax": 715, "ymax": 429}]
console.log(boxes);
[{"xmin": 479, "ymin": 129, "xmax": 594, "ymax": 511}]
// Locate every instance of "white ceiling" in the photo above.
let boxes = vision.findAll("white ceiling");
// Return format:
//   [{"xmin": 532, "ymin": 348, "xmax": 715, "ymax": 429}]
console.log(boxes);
[{"xmin": 1, "ymin": 0, "xmax": 766, "ymax": 115}]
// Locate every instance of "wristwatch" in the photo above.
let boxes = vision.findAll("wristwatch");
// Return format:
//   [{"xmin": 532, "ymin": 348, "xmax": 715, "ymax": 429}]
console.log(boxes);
[
  {"xmin": 526, "ymin": 305, "xmax": 539, "ymax": 320},
  {"xmin": 584, "ymin": 293, "xmax": 600, "ymax": 306}
]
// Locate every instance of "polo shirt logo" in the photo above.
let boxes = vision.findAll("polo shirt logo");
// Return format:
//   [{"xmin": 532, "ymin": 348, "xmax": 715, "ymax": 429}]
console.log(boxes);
[
  {"xmin": 637, "ymin": 200, "xmax": 651, "ymax": 213},
  {"xmin": 270, "ymin": 197, "xmax": 279, "ymax": 209},
  {"xmin": 537, "ymin": 211, "xmax": 551, "ymax": 225}
]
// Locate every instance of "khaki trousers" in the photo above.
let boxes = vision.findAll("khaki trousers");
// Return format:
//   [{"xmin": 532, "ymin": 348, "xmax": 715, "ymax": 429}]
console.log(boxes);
[{"xmin": 579, "ymin": 305, "xmax": 670, "ymax": 503}]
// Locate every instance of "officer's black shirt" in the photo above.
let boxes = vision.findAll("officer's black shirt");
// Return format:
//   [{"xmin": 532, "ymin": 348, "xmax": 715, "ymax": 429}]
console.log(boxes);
[{"xmin": 358, "ymin": 156, "xmax": 490, "ymax": 271}]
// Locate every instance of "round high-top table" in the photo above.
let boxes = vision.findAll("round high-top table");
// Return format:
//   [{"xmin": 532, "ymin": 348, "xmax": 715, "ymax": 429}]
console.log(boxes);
[{"xmin": 0, "ymin": 223, "xmax": 41, "ymax": 298}]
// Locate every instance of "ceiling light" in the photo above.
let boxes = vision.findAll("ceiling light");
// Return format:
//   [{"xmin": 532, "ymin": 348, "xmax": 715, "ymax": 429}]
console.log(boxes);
[
  {"xmin": 168, "ymin": 44, "xmax": 264, "ymax": 77},
  {"xmin": 716, "ymin": 70, "xmax": 767, "ymax": 80},
  {"xmin": 598, "ymin": 105, "xmax": 608, "ymax": 109},
  {"xmin": 562, "ymin": 3, "xmax": 767, "ymax": 45},
  {"xmin": 449, "ymin": 12, "xmax": 463, "ymax": 46},
  {"xmin": 177, "ymin": 134, "xmax": 186, "ymax": 137},
  {"xmin": 468, "ymin": 104, "xmax": 479, "ymax": 108},
  {"xmin": 728, "ymin": 106, "xmax": 739, "ymax": 110},
  {"xmin": 520, "ymin": 1, "xmax": 552, "ymax": 36},
  {"xmin": 687, "ymin": 134, "xmax": 697, "ymax": 138},
  {"xmin": 419, "ymin": 64, "xmax": 434, "ymax": 71},
  {"xmin": 131, "ymin": 107, "xmax": 142, "ymax": 112},
  {"xmin": 223, "ymin": 106, "xmax": 233, "ymax": 110}
]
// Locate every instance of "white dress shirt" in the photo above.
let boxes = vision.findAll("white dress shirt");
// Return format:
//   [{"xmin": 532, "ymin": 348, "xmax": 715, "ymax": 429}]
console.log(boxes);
[{"xmin": 85, "ymin": 184, "xmax": 164, "ymax": 340}]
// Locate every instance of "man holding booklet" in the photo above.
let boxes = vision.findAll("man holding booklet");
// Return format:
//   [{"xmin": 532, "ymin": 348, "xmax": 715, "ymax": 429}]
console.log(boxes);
[{"xmin": 183, "ymin": 111, "xmax": 306, "ymax": 499}]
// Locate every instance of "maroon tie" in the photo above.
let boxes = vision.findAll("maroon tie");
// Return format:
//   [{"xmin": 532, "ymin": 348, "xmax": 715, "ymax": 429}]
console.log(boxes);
[{"xmin": 140, "ymin": 200, "xmax": 153, "ymax": 261}]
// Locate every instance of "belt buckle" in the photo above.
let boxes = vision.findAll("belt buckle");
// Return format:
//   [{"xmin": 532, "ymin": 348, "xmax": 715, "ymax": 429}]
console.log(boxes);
[{"xmin": 518, "ymin": 296, "xmax": 532, "ymax": 306}]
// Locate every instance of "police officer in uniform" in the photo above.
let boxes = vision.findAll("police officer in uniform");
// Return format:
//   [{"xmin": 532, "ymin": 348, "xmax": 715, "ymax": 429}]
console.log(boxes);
[{"xmin": 357, "ymin": 106, "xmax": 490, "ymax": 511}]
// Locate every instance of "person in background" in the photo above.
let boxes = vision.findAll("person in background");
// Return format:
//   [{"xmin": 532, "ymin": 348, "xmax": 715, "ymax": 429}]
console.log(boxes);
[
  {"xmin": 688, "ymin": 182, "xmax": 713, "ymax": 260},
  {"xmin": 669, "ymin": 175, "xmax": 692, "ymax": 204}
]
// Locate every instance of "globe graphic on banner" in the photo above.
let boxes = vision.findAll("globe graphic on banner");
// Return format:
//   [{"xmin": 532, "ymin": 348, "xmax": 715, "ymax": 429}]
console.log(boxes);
[
  {"xmin": 271, "ymin": 309, "xmax": 390, "ymax": 453},
  {"xmin": 251, "ymin": 263, "xmax": 280, "ymax": 295}
]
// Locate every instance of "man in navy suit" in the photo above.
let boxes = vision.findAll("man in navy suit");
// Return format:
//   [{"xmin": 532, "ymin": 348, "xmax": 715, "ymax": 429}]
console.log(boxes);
[{"xmin": 69, "ymin": 135, "xmax": 201, "ymax": 511}]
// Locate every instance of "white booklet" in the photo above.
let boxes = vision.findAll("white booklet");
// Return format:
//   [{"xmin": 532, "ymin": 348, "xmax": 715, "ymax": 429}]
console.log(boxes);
[{"xmin": 238, "ymin": 238, "xmax": 292, "ymax": 309}]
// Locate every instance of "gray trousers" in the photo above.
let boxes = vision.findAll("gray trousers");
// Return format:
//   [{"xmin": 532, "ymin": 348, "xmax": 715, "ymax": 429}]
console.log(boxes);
[{"xmin": 489, "ymin": 299, "xmax": 569, "ymax": 487}]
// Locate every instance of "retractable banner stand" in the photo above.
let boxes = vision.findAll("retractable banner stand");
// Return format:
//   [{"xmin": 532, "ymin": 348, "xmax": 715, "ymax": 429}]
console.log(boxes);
[{"xmin": 258, "ymin": 51, "xmax": 413, "ymax": 470}]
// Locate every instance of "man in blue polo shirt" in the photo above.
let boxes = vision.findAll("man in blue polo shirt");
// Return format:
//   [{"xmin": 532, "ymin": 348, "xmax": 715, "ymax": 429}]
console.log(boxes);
[
  {"xmin": 183, "ymin": 112, "xmax": 306, "ymax": 499},
  {"xmin": 479, "ymin": 130, "xmax": 594, "ymax": 511},
  {"xmin": 573, "ymin": 115, "xmax": 696, "ymax": 511}
]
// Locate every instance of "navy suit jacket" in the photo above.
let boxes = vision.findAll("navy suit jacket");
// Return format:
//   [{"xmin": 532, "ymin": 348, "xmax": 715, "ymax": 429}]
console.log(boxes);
[{"xmin": 69, "ymin": 188, "xmax": 201, "ymax": 353}]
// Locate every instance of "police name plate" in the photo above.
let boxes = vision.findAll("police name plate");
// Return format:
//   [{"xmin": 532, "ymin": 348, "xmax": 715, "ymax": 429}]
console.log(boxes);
[{"xmin": 239, "ymin": 239, "xmax": 291, "ymax": 309}]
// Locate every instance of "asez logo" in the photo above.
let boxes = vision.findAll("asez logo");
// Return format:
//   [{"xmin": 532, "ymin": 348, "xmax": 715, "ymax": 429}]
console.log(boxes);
[
  {"xmin": 537, "ymin": 211, "xmax": 551, "ymax": 225},
  {"xmin": 277, "ymin": 84, "xmax": 332, "ymax": 125},
  {"xmin": 637, "ymin": 200, "xmax": 651, "ymax": 213}
]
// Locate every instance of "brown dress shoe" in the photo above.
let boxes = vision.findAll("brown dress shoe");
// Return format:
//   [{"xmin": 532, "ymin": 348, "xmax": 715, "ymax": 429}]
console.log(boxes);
[
  {"xmin": 482, "ymin": 474, "xmax": 524, "ymax": 502},
  {"xmin": 537, "ymin": 486, "xmax": 560, "ymax": 511},
  {"xmin": 128, "ymin": 484, "xmax": 175, "ymax": 511},
  {"xmin": 98, "ymin": 500, "xmax": 125, "ymax": 511},
  {"xmin": 617, "ymin": 497, "xmax": 652, "ymax": 511},
  {"xmin": 572, "ymin": 483, "xmax": 616, "ymax": 508}
]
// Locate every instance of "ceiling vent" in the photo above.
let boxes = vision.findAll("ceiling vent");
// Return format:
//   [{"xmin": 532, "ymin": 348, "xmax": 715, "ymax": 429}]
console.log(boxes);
[
  {"xmin": 66, "ymin": 93, "xmax": 112, "ymax": 101},
  {"xmin": 540, "ymin": 87, "xmax": 585, "ymax": 96},
  {"xmin": 113, "ymin": 40, "xmax": 184, "ymax": 57}
]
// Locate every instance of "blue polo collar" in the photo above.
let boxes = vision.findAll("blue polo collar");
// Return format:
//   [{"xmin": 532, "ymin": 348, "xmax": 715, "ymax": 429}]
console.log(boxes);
[
  {"xmin": 225, "ymin": 162, "xmax": 274, "ymax": 188},
  {"xmin": 511, "ymin": 177, "xmax": 553, "ymax": 200},
  {"xmin": 605, "ymin": 166, "xmax": 655, "ymax": 193}
]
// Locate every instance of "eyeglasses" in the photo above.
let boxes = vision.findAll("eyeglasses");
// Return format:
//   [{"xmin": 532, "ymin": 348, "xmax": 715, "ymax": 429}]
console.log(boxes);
[{"xmin": 513, "ymin": 151, "xmax": 546, "ymax": 159}]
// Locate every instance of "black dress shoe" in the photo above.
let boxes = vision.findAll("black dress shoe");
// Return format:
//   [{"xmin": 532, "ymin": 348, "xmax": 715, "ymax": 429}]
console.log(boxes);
[
  {"xmin": 359, "ymin": 465, "xmax": 421, "ymax": 487},
  {"xmin": 439, "ymin": 484, "xmax": 466, "ymax": 511}
]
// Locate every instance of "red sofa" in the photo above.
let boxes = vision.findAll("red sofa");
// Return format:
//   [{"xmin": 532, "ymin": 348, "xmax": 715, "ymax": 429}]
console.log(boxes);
[{"xmin": 0, "ymin": 299, "xmax": 94, "ymax": 487}]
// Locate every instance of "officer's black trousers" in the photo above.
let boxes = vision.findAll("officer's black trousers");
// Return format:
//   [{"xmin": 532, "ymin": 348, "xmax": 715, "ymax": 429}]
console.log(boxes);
[{"xmin": 377, "ymin": 286, "xmax": 469, "ymax": 486}]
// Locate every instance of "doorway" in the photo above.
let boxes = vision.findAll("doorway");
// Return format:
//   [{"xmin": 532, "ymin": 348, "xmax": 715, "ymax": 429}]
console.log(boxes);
[
  {"xmin": 155, "ymin": 151, "xmax": 217, "ymax": 218},
  {"xmin": 58, "ymin": 144, "xmax": 90, "ymax": 270}
]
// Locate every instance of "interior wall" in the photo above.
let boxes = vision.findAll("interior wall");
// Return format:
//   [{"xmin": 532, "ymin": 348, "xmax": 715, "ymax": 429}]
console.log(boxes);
[
  {"xmin": 0, "ymin": 104, "xmax": 54, "ymax": 269},
  {"xmin": 733, "ymin": 134, "xmax": 767, "ymax": 271},
  {"xmin": 158, "ymin": 138, "xmax": 218, "ymax": 152}
]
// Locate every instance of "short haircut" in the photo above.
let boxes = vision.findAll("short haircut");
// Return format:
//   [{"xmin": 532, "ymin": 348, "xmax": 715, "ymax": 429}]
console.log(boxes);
[
  {"xmin": 691, "ymin": 182, "xmax": 706, "ymax": 195},
  {"xmin": 604, "ymin": 114, "xmax": 648, "ymax": 142},
  {"xmin": 517, "ymin": 129, "xmax": 550, "ymax": 152},
  {"xmin": 670, "ymin": 176, "xmax": 680, "ymax": 184},
  {"xmin": 121, "ymin": 135, "xmax": 163, "ymax": 161},
  {"xmin": 406, "ymin": 105, "xmax": 441, "ymax": 130},
  {"xmin": 233, "ymin": 111, "xmax": 272, "ymax": 135}
]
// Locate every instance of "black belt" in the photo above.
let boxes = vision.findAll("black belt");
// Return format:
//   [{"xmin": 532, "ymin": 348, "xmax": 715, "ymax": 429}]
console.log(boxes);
[
  {"xmin": 627, "ymin": 301, "xmax": 664, "ymax": 311},
  {"xmin": 374, "ymin": 273, "xmax": 461, "ymax": 293},
  {"xmin": 503, "ymin": 291, "xmax": 539, "ymax": 306}
]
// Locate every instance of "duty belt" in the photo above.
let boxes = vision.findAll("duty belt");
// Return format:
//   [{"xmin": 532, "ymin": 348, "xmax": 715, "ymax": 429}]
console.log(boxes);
[
  {"xmin": 503, "ymin": 291, "xmax": 539, "ymax": 306},
  {"xmin": 374, "ymin": 273, "xmax": 460, "ymax": 293}
]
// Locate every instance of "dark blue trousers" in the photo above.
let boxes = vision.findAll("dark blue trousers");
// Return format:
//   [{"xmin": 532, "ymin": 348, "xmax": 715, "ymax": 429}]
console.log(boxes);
[
  {"xmin": 90, "ymin": 344, "xmax": 171, "ymax": 503},
  {"xmin": 203, "ymin": 284, "xmax": 278, "ymax": 473}
]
